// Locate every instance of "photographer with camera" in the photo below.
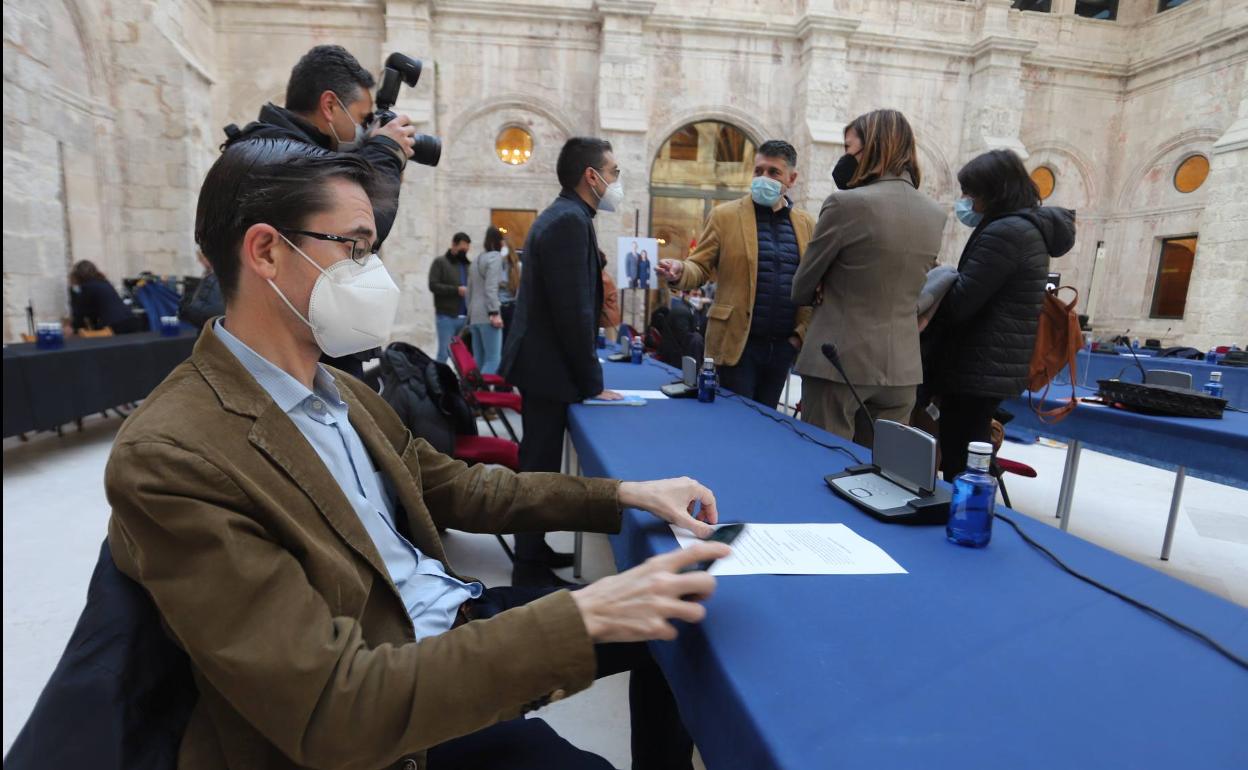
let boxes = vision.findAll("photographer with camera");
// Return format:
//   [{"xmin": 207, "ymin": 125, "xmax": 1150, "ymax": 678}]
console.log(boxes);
[
  {"xmin": 224, "ymin": 45, "xmax": 421, "ymax": 248},
  {"xmin": 224, "ymin": 44, "xmax": 440, "ymax": 378}
]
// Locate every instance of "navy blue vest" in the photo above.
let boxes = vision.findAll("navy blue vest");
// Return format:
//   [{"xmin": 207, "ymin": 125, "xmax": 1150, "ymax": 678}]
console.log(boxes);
[{"xmin": 750, "ymin": 201, "xmax": 801, "ymax": 339}]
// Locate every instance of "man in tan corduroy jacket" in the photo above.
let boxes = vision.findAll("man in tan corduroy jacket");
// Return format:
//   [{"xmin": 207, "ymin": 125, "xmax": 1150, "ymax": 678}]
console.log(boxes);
[
  {"xmin": 658, "ymin": 139, "xmax": 815, "ymax": 410},
  {"xmin": 105, "ymin": 137, "xmax": 728, "ymax": 770}
]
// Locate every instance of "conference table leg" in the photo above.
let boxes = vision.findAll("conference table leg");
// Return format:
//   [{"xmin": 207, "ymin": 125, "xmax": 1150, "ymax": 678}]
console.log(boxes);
[
  {"xmin": 562, "ymin": 431, "xmax": 585, "ymax": 579},
  {"xmin": 1160, "ymin": 466, "xmax": 1186, "ymax": 561},
  {"xmin": 1056, "ymin": 439, "xmax": 1083, "ymax": 532}
]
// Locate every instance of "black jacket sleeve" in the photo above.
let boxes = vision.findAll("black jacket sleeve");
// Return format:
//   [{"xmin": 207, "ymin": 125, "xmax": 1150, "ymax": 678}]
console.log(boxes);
[
  {"xmin": 938, "ymin": 226, "xmax": 1020, "ymax": 326},
  {"xmin": 356, "ymin": 136, "xmax": 405, "ymax": 247},
  {"xmin": 536, "ymin": 212, "xmax": 603, "ymax": 398}
]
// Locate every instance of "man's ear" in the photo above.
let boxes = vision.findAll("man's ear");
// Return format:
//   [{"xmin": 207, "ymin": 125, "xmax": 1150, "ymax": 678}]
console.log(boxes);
[
  {"xmin": 240, "ymin": 223, "xmax": 283, "ymax": 283},
  {"xmin": 788, "ymin": 169, "xmax": 799, "ymax": 188}
]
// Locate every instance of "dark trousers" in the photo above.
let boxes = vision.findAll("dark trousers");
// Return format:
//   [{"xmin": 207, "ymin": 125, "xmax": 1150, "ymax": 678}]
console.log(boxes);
[
  {"xmin": 938, "ymin": 393, "xmax": 1002, "ymax": 481},
  {"xmin": 718, "ymin": 336, "xmax": 797, "ymax": 409},
  {"xmin": 427, "ymin": 586, "xmax": 692, "ymax": 770},
  {"xmin": 500, "ymin": 302, "xmax": 516, "ymax": 350},
  {"xmin": 515, "ymin": 392, "xmax": 570, "ymax": 561}
]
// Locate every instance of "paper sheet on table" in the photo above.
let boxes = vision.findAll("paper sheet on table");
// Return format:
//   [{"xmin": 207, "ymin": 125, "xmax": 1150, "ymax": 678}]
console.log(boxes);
[
  {"xmin": 669, "ymin": 523, "xmax": 906, "ymax": 575},
  {"xmin": 583, "ymin": 394, "xmax": 646, "ymax": 406},
  {"xmin": 614, "ymin": 389, "xmax": 669, "ymax": 399}
]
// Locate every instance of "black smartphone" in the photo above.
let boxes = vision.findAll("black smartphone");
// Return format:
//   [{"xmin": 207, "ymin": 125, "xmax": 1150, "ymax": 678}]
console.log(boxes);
[{"xmin": 679, "ymin": 523, "xmax": 745, "ymax": 573}]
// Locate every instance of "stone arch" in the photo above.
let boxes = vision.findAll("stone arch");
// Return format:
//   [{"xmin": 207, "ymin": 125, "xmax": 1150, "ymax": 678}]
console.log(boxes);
[
  {"xmin": 1115, "ymin": 128, "xmax": 1222, "ymax": 212},
  {"xmin": 1025, "ymin": 140, "xmax": 1098, "ymax": 211},
  {"xmin": 646, "ymin": 106, "xmax": 776, "ymax": 164},
  {"xmin": 445, "ymin": 93, "xmax": 579, "ymax": 153}
]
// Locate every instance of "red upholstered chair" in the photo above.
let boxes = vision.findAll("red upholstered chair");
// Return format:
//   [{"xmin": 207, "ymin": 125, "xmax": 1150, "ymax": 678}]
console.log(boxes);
[
  {"xmin": 449, "ymin": 336, "xmax": 510, "ymax": 389},
  {"xmin": 992, "ymin": 457, "xmax": 1037, "ymax": 510},
  {"xmin": 452, "ymin": 434, "xmax": 521, "ymax": 560},
  {"xmin": 448, "ymin": 337, "xmax": 521, "ymax": 441}
]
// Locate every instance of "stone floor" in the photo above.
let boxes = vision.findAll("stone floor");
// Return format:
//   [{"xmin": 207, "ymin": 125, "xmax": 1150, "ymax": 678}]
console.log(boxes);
[{"xmin": 4, "ymin": 400, "xmax": 1246, "ymax": 764}]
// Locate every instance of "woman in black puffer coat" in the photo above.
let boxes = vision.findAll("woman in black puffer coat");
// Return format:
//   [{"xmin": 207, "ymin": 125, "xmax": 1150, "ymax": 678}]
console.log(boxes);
[{"xmin": 927, "ymin": 149, "xmax": 1076, "ymax": 480}]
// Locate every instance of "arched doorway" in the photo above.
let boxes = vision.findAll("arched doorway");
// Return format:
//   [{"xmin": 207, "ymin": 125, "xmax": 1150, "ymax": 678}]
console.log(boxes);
[{"xmin": 649, "ymin": 121, "xmax": 756, "ymax": 263}]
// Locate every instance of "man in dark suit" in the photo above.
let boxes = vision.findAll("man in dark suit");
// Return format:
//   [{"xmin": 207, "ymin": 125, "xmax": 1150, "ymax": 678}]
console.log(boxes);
[{"xmin": 500, "ymin": 137, "xmax": 624, "ymax": 586}]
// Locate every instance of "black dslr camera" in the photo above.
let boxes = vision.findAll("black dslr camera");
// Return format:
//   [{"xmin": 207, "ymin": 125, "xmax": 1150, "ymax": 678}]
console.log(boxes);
[{"xmin": 372, "ymin": 53, "xmax": 441, "ymax": 167}]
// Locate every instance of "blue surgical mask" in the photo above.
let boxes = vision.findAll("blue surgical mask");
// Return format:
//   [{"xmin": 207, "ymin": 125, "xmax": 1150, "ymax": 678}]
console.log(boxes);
[
  {"xmin": 955, "ymin": 197, "xmax": 983, "ymax": 228},
  {"xmin": 751, "ymin": 176, "xmax": 784, "ymax": 207}
]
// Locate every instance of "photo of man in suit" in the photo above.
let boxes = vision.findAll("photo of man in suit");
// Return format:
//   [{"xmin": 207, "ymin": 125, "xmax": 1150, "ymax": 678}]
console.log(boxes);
[{"xmin": 625, "ymin": 241, "xmax": 640, "ymax": 288}]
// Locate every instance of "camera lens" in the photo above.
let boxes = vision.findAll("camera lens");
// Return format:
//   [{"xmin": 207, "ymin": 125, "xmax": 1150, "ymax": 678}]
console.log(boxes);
[{"xmin": 411, "ymin": 133, "xmax": 441, "ymax": 167}]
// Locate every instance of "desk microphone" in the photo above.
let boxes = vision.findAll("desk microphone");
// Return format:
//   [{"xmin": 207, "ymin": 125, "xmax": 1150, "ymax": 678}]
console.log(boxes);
[{"xmin": 821, "ymin": 343, "xmax": 875, "ymax": 446}]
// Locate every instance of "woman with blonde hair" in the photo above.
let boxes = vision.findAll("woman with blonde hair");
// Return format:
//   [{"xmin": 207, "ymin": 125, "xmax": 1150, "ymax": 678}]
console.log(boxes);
[
  {"xmin": 498, "ymin": 236, "xmax": 522, "ymax": 347},
  {"xmin": 792, "ymin": 109, "xmax": 946, "ymax": 443}
]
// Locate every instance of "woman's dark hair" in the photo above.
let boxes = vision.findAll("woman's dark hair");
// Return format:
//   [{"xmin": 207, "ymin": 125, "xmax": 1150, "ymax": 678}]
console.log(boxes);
[
  {"xmin": 957, "ymin": 149, "xmax": 1040, "ymax": 217},
  {"xmin": 844, "ymin": 109, "xmax": 921, "ymax": 189},
  {"xmin": 483, "ymin": 226, "xmax": 504, "ymax": 253},
  {"xmin": 284, "ymin": 45, "xmax": 376, "ymax": 113},
  {"xmin": 70, "ymin": 260, "xmax": 106, "ymax": 286},
  {"xmin": 557, "ymin": 137, "xmax": 613, "ymax": 190},
  {"xmin": 194, "ymin": 137, "xmax": 393, "ymax": 302}
]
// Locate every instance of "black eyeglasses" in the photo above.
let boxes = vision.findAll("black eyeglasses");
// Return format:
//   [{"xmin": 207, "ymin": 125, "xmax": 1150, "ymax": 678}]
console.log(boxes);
[{"xmin": 279, "ymin": 229, "xmax": 373, "ymax": 265}]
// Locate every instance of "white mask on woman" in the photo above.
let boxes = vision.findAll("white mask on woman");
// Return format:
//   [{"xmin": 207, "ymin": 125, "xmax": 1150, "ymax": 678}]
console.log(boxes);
[{"xmin": 269, "ymin": 234, "xmax": 401, "ymax": 357}]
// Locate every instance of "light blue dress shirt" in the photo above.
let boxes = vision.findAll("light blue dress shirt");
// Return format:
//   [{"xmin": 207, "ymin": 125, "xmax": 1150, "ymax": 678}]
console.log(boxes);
[{"xmin": 215, "ymin": 320, "xmax": 481, "ymax": 640}]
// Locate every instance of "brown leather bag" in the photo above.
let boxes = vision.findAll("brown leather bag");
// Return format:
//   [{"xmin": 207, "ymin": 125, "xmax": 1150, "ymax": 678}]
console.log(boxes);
[{"xmin": 1027, "ymin": 286, "xmax": 1081, "ymax": 423}]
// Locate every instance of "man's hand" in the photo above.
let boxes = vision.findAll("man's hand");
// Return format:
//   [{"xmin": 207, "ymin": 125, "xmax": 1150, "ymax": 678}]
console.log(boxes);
[
  {"xmin": 457, "ymin": 286, "xmax": 467, "ymax": 297},
  {"xmin": 619, "ymin": 477, "xmax": 718, "ymax": 538},
  {"xmin": 570, "ymin": 541, "xmax": 730, "ymax": 643},
  {"xmin": 489, "ymin": 314, "xmax": 503, "ymax": 329},
  {"xmin": 370, "ymin": 113, "xmax": 417, "ymax": 159},
  {"xmin": 656, "ymin": 259, "xmax": 684, "ymax": 283},
  {"xmin": 593, "ymin": 390, "xmax": 623, "ymax": 401},
  {"xmin": 788, "ymin": 334, "xmax": 802, "ymax": 351}
]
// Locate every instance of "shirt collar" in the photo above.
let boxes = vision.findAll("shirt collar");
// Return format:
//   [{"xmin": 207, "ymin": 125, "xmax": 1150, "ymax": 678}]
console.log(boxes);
[
  {"xmin": 213, "ymin": 319, "xmax": 343, "ymax": 413},
  {"xmin": 559, "ymin": 188, "xmax": 597, "ymax": 218}
]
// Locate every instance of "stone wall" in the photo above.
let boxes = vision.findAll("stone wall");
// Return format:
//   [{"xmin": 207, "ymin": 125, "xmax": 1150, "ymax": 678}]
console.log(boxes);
[{"xmin": 3, "ymin": 0, "xmax": 1245, "ymax": 351}]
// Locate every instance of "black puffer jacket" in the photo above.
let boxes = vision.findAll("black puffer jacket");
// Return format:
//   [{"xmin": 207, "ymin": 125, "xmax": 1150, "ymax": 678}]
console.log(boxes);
[{"xmin": 928, "ymin": 207, "xmax": 1076, "ymax": 399}]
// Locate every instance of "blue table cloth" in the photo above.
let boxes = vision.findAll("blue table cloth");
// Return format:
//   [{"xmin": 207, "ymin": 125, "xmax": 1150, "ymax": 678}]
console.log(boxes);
[
  {"xmin": 568, "ymin": 357, "xmax": 1248, "ymax": 770},
  {"xmin": 1003, "ymin": 386, "xmax": 1248, "ymax": 490},
  {"xmin": 1063, "ymin": 350, "xmax": 1248, "ymax": 409}
]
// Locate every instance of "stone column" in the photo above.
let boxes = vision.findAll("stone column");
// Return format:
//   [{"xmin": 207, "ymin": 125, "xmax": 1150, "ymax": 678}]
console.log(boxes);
[
  {"xmin": 960, "ymin": 0, "xmax": 1034, "ymax": 162},
  {"xmin": 793, "ymin": 12, "xmax": 860, "ymax": 213},
  {"xmin": 1184, "ymin": 68, "xmax": 1248, "ymax": 351},
  {"xmin": 595, "ymin": 0, "xmax": 654, "ymax": 326},
  {"xmin": 382, "ymin": 0, "xmax": 439, "ymax": 347}
]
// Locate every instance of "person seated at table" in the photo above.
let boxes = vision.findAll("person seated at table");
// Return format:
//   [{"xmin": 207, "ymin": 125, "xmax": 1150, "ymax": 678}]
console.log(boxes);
[
  {"xmin": 68, "ymin": 260, "xmax": 145, "ymax": 335},
  {"xmin": 924, "ymin": 148, "xmax": 1075, "ymax": 480},
  {"xmin": 104, "ymin": 137, "xmax": 729, "ymax": 770}
]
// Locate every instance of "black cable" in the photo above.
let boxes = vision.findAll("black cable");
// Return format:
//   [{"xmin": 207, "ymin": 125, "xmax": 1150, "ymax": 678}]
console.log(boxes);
[
  {"xmin": 993, "ymin": 511, "xmax": 1248, "ymax": 671},
  {"xmin": 640, "ymin": 356, "xmax": 864, "ymax": 464}
]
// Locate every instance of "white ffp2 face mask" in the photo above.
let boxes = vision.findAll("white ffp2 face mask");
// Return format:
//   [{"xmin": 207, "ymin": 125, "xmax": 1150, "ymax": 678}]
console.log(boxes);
[
  {"xmin": 591, "ymin": 168, "xmax": 624, "ymax": 212},
  {"xmin": 269, "ymin": 235, "xmax": 401, "ymax": 357}
]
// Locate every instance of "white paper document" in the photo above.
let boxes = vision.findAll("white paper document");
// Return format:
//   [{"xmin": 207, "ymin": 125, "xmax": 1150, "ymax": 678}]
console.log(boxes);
[
  {"xmin": 669, "ymin": 523, "xmax": 907, "ymax": 576},
  {"xmin": 613, "ymin": 389, "xmax": 670, "ymax": 399}
]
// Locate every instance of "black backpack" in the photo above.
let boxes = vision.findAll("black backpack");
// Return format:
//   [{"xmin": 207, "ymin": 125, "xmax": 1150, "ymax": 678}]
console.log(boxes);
[{"xmin": 378, "ymin": 342, "xmax": 476, "ymax": 455}]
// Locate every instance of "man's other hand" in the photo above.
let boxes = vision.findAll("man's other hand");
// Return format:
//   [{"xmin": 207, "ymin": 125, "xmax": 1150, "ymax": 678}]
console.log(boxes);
[{"xmin": 569, "ymin": 542, "xmax": 730, "ymax": 643}]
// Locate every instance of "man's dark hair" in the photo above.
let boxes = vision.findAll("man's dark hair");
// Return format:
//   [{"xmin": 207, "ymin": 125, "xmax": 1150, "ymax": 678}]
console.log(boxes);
[
  {"xmin": 957, "ymin": 149, "xmax": 1040, "ymax": 218},
  {"xmin": 284, "ymin": 45, "xmax": 376, "ymax": 113},
  {"xmin": 557, "ymin": 137, "xmax": 613, "ymax": 190},
  {"xmin": 452, "ymin": 232, "xmax": 471, "ymax": 245},
  {"xmin": 757, "ymin": 139, "xmax": 797, "ymax": 169},
  {"xmin": 194, "ymin": 138, "xmax": 394, "ymax": 302}
]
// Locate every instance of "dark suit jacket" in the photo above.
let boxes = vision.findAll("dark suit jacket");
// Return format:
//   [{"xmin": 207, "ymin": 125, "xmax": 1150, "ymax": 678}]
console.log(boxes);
[{"xmin": 500, "ymin": 191, "xmax": 604, "ymax": 402}]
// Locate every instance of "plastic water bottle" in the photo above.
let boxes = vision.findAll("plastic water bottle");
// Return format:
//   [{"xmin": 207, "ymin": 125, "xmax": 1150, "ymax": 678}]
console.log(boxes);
[
  {"xmin": 1202, "ymin": 371, "xmax": 1224, "ymax": 399},
  {"xmin": 1132, "ymin": 338, "xmax": 1140, "ymax": 350},
  {"xmin": 597, "ymin": 327, "xmax": 606, "ymax": 349},
  {"xmin": 1205, "ymin": 349, "xmax": 1218, "ymax": 364},
  {"xmin": 630, "ymin": 335, "xmax": 643, "ymax": 364},
  {"xmin": 697, "ymin": 357, "xmax": 717, "ymax": 403},
  {"xmin": 946, "ymin": 442, "xmax": 997, "ymax": 548}
]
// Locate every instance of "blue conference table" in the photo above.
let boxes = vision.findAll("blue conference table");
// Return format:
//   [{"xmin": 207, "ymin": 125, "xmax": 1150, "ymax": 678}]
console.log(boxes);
[
  {"xmin": 1003, "ymin": 386, "xmax": 1248, "ymax": 560},
  {"xmin": 1065, "ymin": 350, "xmax": 1248, "ymax": 408},
  {"xmin": 565, "ymin": 358, "xmax": 1247, "ymax": 770}
]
